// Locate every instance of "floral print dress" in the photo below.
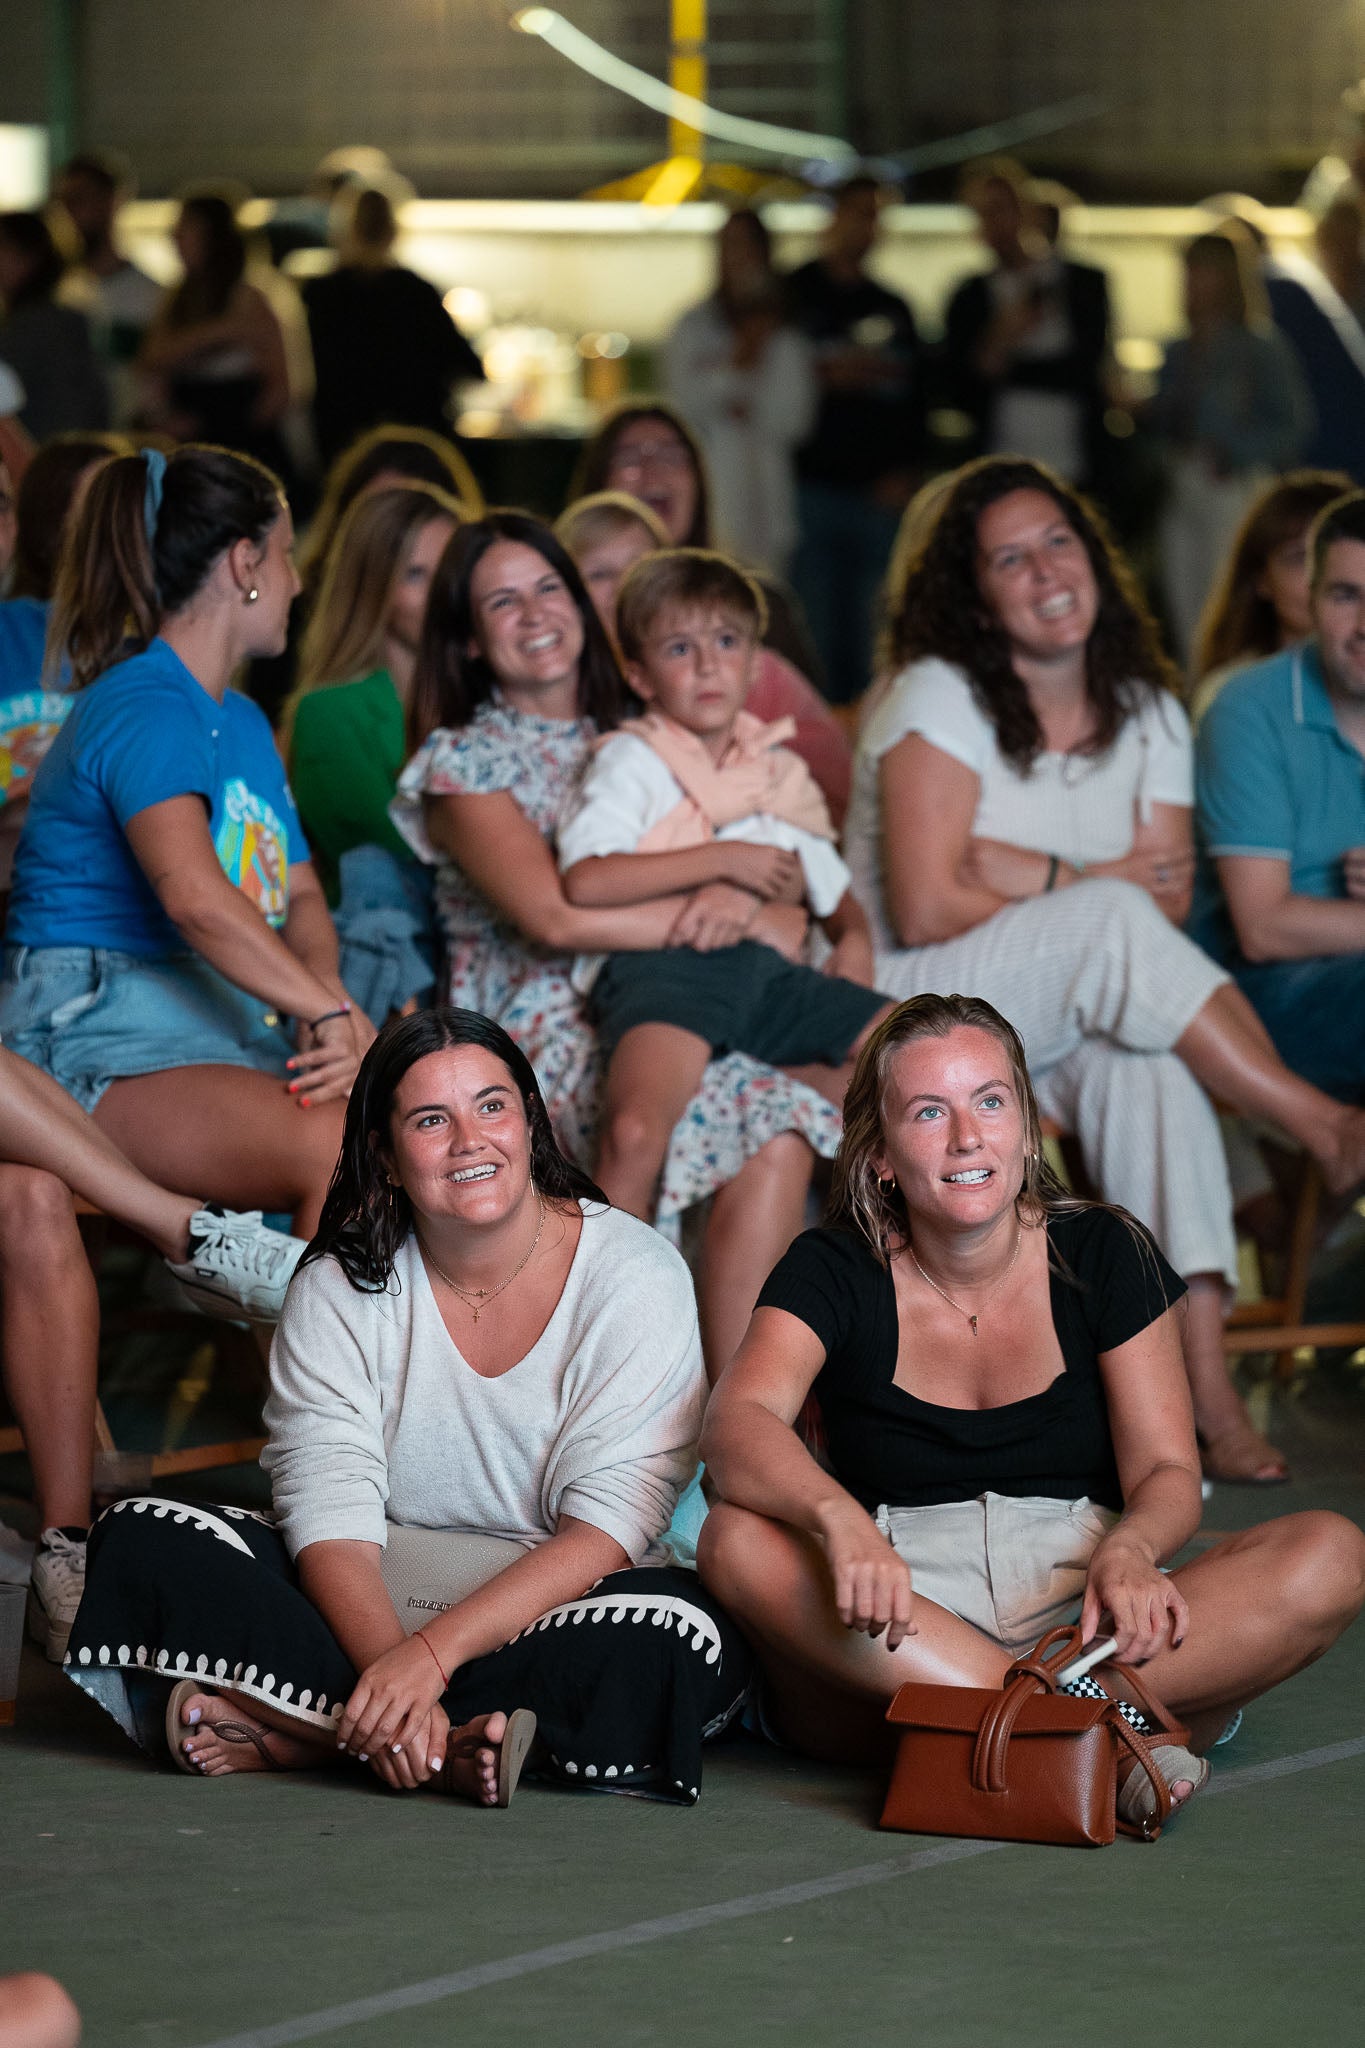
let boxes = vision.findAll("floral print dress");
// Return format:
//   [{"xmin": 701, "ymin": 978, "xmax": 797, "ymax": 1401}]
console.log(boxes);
[{"xmin": 391, "ymin": 698, "xmax": 841, "ymax": 1230}]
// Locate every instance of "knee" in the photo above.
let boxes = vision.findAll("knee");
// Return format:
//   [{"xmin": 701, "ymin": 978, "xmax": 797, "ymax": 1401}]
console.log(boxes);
[
  {"xmin": 597, "ymin": 1100, "xmax": 670, "ymax": 1168},
  {"xmin": 1083, "ymin": 875, "xmax": 1164, "ymax": 934},
  {"xmin": 0, "ymin": 1167, "xmax": 79, "ymax": 1261},
  {"xmin": 696, "ymin": 1500, "xmax": 777, "ymax": 1606},
  {"xmin": 1275, "ymin": 1512, "xmax": 1365, "ymax": 1633},
  {"xmin": 0, "ymin": 1973, "xmax": 81, "ymax": 2048}
]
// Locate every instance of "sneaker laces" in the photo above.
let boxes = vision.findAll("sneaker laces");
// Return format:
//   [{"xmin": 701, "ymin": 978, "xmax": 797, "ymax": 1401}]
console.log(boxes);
[
  {"xmin": 36, "ymin": 1528, "xmax": 86, "ymax": 1598},
  {"xmin": 189, "ymin": 1209, "xmax": 298, "ymax": 1285}
]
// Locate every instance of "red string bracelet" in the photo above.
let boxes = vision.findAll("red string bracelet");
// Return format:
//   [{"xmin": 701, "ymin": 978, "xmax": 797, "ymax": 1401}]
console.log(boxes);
[{"xmin": 414, "ymin": 1628, "xmax": 448, "ymax": 1687}]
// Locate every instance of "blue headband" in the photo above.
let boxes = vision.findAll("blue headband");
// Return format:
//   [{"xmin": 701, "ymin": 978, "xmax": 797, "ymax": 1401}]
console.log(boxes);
[{"xmin": 142, "ymin": 448, "xmax": 167, "ymax": 543}]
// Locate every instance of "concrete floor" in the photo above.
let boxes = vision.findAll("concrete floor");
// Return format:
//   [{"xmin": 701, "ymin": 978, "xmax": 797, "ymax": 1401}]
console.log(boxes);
[{"xmin": 3, "ymin": 1327, "xmax": 1365, "ymax": 2046}]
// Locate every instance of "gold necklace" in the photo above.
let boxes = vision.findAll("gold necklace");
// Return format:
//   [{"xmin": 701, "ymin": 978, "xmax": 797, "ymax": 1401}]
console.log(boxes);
[
  {"xmin": 420, "ymin": 1197, "xmax": 547, "ymax": 1322},
  {"xmin": 906, "ymin": 1223, "xmax": 1022, "ymax": 1337}
]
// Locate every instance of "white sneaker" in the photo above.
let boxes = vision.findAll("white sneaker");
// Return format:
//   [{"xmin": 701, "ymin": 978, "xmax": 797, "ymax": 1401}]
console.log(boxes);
[
  {"xmin": 27, "ymin": 1527, "xmax": 86, "ymax": 1663},
  {"xmin": 165, "ymin": 1207, "xmax": 307, "ymax": 1324}
]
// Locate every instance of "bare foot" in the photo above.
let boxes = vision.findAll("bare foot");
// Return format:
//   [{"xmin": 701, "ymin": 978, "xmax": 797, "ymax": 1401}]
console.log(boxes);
[
  {"xmin": 177, "ymin": 1690, "xmax": 322, "ymax": 1777},
  {"xmin": 1201, "ymin": 1419, "xmax": 1289, "ymax": 1485},
  {"xmin": 438, "ymin": 1710, "xmax": 510, "ymax": 1806}
]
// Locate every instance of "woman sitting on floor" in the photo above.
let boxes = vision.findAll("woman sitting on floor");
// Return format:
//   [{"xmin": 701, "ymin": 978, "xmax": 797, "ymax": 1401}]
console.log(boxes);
[
  {"xmin": 67, "ymin": 1008, "xmax": 750, "ymax": 1806},
  {"xmin": 843, "ymin": 453, "xmax": 1365, "ymax": 1483},
  {"xmin": 698, "ymin": 994, "xmax": 1365, "ymax": 1826},
  {"xmin": 0, "ymin": 444, "xmax": 373, "ymax": 1239}
]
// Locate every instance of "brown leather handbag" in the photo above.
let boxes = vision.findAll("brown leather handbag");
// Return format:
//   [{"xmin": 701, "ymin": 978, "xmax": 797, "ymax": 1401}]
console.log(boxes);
[{"xmin": 879, "ymin": 1624, "xmax": 1190, "ymax": 1846}]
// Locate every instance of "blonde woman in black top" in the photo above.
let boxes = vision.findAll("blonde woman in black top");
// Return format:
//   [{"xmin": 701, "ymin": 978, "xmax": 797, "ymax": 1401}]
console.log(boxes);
[{"xmin": 699, "ymin": 994, "xmax": 1365, "ymax": 1825}]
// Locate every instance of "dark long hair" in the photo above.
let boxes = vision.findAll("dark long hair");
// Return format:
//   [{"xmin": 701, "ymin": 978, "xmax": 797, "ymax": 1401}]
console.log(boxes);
[
  {"xmin": 408, "ymin": 509, "xmax": 636, "ymax": 749},
  {"xmin": 1194, "ymin": 469, "xmax": 1351, "ymax": 679},
  {"xmin": 303, "ymin": 1008, "xmax": 606, "ymax": 1292},
  {"xmin": 887, "ymin": 456, "xmax": 1178, "ymax": 771},
  {"xmin": 11, "ymin": 431, "xmax": 132, "ymax": 599},
  {"xmin": 45, "ymin": 443, "xmax": 284, "ymax": 689},
  {"xmin": 569, "ymin": 400, "xmax": 711, "ymax": 547},
  {"xmin": 0, "ymin": 211, "xmax": 67, "ymax": 309},
  {"xmin": 164, "ymin": 193, "xmax": 247, "ymax": 326}
]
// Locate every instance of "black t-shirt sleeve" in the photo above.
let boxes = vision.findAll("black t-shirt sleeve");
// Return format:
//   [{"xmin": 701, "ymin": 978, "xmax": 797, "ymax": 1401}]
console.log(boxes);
[
  {"xmin": 1057, "ymin": 1206, "xmax": 1187, "ymax": 1354},
  {"xmin": 755, "ymin": 1227, "xmax": 876, "ymax": 1362}
]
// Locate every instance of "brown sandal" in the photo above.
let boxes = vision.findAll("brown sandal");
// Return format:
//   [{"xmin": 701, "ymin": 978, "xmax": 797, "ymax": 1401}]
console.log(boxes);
[
  {"xmin": 1201, "ymin": 1421, "xmax": 1290, "ymax": 1486},
  {"xmin": 165, "ymin": 1677, "xmax": 283, "ymax": 1775}
]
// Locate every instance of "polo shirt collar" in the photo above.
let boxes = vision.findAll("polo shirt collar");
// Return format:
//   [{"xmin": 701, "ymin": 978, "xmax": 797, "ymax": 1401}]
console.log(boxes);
[{"xmin": 1294, "ymin": 644, "xmax": 1345, "ymax": 733}]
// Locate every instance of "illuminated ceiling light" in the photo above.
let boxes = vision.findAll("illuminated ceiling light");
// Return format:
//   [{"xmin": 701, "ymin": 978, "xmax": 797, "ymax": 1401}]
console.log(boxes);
[{"xmin": 510, "ymin": 7, "xmax": 856, "ymax": 166}]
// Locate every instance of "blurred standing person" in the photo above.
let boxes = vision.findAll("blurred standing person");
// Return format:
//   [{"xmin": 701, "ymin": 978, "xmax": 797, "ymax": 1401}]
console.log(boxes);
[
  {"xmin": 944, "ymin": 163, "xmax": 1112, "ymax": 491},
  {"xmin": 53, "ymin": 151, "xmax": 162, "ymax": 425},
  {"xmin": 786, "ymin": 176, "xmax": 928, "ymax": 704},
  {"xmin": 302, "ymin": 185, "xmax": 484, "ymax": 470},
  {"xmin": 664, "ymin": 209, "xmax": 815, "ymax": 578},
  {"xmin": 1148, "ymin": 229, "xmax": 1312, "ymax": 664},
  {"xmin": 1314, "ymin": 190, "xmax": 1365, "ymax": 331},
  {"xmin": 139, "ymin": 193, "xmax": 304, "ymax": 487},
  {"xmin": 0, "ymin": 213, "xmax": 108, "ymax": 441}
]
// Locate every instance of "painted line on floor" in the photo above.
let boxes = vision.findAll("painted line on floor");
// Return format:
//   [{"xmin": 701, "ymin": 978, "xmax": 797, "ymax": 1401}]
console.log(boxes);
[{"xmin": 187, "ymin": 1732, "xmax": 1365, "ymax": 2048}]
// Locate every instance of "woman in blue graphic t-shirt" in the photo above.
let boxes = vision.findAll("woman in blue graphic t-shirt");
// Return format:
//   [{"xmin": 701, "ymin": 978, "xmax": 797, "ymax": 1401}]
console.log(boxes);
[{"xmin": 0, "ymin": 444, "xmax": 375, "ymax": 1235}]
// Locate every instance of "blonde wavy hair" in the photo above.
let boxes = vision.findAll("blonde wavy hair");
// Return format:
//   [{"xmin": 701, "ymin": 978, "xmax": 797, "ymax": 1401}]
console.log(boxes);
[
  {"xmin": 828, "ymin": 993, "xmax": 1066, "ymax": 1262},
  {"xmin": 291, "ymin": 481, "xmax": 463, "ymax": 719}
]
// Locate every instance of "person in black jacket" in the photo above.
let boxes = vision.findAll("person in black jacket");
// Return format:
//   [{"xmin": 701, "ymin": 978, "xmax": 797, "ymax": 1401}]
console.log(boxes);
[
  {"xmin": 943, "ymin": 163, "xmax": 1112, "ymax": 491},
  {"xmin": 302, "ymin": 186, "xmax": 483, "ymax": 468}
]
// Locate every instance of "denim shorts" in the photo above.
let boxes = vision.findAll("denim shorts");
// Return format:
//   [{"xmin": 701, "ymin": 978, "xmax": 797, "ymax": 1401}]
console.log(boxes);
[
  {"xmin": 0, "ymin": 943, "xmax": 296, "ymax": 1111},
  {"xmin": 875, "ymin": 1492, "xmax": 1120, "ymax": 1655}
]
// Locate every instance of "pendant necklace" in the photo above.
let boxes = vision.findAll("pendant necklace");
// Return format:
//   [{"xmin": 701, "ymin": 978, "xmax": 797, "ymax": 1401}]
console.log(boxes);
[
  {"xmin": 907, "ymin": 1223, "xmax": 1023, "ymax": 1337},
  {"xmin": 420, "ymin": 1197, "xmax": 547, "ymax": 1322}
]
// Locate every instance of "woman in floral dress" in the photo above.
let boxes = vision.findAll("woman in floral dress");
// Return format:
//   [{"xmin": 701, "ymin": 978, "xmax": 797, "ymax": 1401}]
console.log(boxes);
[{"xmin": 393, "ymin": 510, "xmax": 840, "ymax": 1378}]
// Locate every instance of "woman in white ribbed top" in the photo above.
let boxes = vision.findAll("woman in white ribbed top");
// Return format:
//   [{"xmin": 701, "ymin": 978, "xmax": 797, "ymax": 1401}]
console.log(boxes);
[
  {"xmin": 843, "ymin": 456, "xmax": 1365, "ymax": 1485},
  {"xmin": 65, "ymin": 1008, "xmax": 750, "ymax": 1806}
]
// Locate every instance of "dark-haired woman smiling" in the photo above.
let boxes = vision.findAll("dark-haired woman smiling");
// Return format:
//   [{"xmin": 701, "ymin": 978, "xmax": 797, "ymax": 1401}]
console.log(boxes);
[
  {"xmin": 842, "ymin": 456, "xmax": 1365, "ymax": 1482},
  {"xmin": 67, "ymin": 1009, "xmax": 747, "ymax": 1805}
]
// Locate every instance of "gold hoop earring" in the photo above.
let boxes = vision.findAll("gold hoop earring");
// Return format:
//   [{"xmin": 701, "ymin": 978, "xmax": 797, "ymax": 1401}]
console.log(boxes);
[{"xmin": 877, "ymin": 1173, "xmax": 896, "ymax": 1193}]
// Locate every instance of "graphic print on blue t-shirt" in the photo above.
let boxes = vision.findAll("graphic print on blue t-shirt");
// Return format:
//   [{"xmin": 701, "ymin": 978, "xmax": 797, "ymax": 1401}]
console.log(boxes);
[
  {"xmin": 0, "ymin": 690, "xmax": 73, "ymax": 805},
  {"xmin": 215, "ymin": 777, "xmax": 290, "ymax": 926}
]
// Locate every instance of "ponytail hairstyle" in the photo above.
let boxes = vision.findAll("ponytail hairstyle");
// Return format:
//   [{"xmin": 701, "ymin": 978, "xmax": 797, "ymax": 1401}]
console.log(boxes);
[{"xmin": 45, "ymin": 443, "xmax": 284, "ymax": 690}]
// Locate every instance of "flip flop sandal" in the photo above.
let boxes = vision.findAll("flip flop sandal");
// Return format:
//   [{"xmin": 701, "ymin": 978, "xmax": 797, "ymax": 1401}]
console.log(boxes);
[
  {"xmin": 1118, "ymin": 1739, "xmax": 1210, "ymax": 1834},
  {"xmin": 437, "ymin": 1707, "xmax": 538, "ymax": 1807},
  {"xmin": 165, "ymin": 1677, "xmax": 282, "ymax": 1775}
]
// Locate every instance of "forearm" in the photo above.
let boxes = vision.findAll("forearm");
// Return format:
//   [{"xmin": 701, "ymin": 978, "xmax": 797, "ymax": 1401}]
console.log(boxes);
[
  {"xmin": 297, "ymin": 1540, "xmax": 408, "ymax": 1672},
  {"xmin": 702, "ymin": 1398, "xmax": 862, "ymax": 1538},
  {"xmin": 563, "ymin": 844, "xmax": 729, "ymax": 906},
  {"xmin": 282, "ymin": 890, "xmax": 342, "ymax": 985},
  {"xmin": 1102, "ymin": 1463, "xmax": 1202, "ymax": 1569},
  {"xmin": 1231, "ymin": 891, "xmax": 1365, "ymax": 962},
  {"xmin": 164, "ymin": 877, "xmax": 339, "ymax": 1017},
  {"xmin": 419, "ymin": 1518, "xmax": 629, "ymax": 1675},
  {"xmin": 888, "ymin": 870, "xmax": 1011, "ymax": 947}
]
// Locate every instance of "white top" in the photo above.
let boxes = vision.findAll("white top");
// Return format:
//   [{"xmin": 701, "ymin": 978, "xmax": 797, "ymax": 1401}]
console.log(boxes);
[
  {"xmin": 843, "ymin": 657, "xmax": 1194, "ymax": 953},
  {"xmin": 986, "ymin": 257, "xmax": 1084, "ymax": 482},
  {"xmin": 0, "ymin": 361, "xmax": 23, "ymax": 416},
  {"xmin": 663, "ymin": 300, "xmax": 816, "ymax": 572},
  {"xmin": 262, "ymin": 1202, "xmax": 706, "ymax": 1565},
  {"xmin": 558, "ymin": 727, "xmax": 852, "ymax": 991}
]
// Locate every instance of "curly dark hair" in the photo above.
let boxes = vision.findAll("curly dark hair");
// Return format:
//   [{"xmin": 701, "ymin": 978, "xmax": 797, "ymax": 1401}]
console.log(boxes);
[
  {"xmin": 302, "ymin": 1007, "xmax": 606, "ymax": 1293},
  {"xmin": 407, "ymin": 509, "xmax": 637, "ymax": 750},
  {"xmin": 887, "ymin": 456, "xmax": 1179, "ymax": 770}
]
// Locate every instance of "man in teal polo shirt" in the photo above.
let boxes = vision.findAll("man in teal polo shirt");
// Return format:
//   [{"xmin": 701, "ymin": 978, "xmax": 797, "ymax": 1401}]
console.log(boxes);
[{"xmin": 1191, "ymin": 489, "xmax": 1365, "ymax": 1102}]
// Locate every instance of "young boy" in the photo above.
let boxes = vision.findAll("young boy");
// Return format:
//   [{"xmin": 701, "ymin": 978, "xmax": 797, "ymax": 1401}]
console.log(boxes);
[{"xmin": 557, "ymin": 547, "xmax": 893, "ymax": 1218}]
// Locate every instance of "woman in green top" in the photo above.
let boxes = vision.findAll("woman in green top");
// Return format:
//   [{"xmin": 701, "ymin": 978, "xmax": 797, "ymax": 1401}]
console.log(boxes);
[{"xmin": 288, "ymin": 481, "xmax": 463, "ymax": 1013}]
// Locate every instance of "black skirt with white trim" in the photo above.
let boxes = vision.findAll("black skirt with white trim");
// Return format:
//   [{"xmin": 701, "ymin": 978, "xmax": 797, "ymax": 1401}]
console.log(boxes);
[{"xmin": 64, "ymin": 1496, "xmax": 751, "ymax": 1803}]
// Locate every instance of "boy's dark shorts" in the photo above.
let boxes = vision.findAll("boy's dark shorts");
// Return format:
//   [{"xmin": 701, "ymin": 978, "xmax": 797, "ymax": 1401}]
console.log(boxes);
[{"xmin": 592, "ymin": 940, "xmax": 887, "ymax": 1065}]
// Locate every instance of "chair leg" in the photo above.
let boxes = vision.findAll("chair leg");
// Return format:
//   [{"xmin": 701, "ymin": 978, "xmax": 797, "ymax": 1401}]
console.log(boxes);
[{"xmin": 1275, "ymin": 1158, "xmax": 1321, "ymax": 1384}]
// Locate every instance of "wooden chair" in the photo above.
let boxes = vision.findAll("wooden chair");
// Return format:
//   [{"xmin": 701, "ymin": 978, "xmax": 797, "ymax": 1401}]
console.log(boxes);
[
  {"xmin": 0, "ymin": 1198, "xmax": 267, "ymax": 1502},
  {"xmin": 1222, "ymin": 1156, "xmax": 1365, "ymax": 1380}
]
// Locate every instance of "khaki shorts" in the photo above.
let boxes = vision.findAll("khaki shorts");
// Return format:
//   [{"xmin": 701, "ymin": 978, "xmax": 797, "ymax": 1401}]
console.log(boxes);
[{"xmin": 875, "ymin": 1492, "xmax": 1119, "ymax": 1655}]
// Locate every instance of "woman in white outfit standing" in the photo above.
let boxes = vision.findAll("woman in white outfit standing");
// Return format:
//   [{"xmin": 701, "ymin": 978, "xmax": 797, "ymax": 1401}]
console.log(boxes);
[
  {"xmin": 665, "ymin": 210, "xmax": 816, "ymax": 579},
  {"xmin": 841, "ymin": 456, "xmax": 1365, "ymax": 1484}
]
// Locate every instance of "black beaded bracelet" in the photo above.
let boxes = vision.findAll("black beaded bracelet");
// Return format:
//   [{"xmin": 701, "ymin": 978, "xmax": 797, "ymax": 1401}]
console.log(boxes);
[
  {"xmin": 1043, "ymin": 855, "xmax": 1060, "ymax": 893},
  {"xmin": 307, "ymin": 1003, "xmax": 352, "ymax": 1031}
]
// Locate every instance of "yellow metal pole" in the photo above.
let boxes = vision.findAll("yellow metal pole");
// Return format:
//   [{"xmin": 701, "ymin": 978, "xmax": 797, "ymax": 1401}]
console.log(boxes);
[{"xmin": 668, "ymin": 0, "xmax": 706, "ymax": 163}]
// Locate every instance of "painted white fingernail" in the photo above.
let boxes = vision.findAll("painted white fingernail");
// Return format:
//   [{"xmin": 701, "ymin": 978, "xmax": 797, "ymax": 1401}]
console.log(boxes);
[
  {"xmin": 359, "ymin": 1752, "xmax": 368, "ymax": 1762},
  {"xmin": 431, "ymin": 1756, "xmax": 443, "ymax": 1771},
  {"xmin": 391, "ymin": 1744, "xmax": 403, "ymax": 1755}
]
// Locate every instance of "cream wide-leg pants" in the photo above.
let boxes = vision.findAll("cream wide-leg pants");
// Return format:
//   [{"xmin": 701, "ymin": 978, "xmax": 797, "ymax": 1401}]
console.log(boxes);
[{"xmin": 873, "ymin": 879, "xmax": 1239, "ymax": 1286}]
